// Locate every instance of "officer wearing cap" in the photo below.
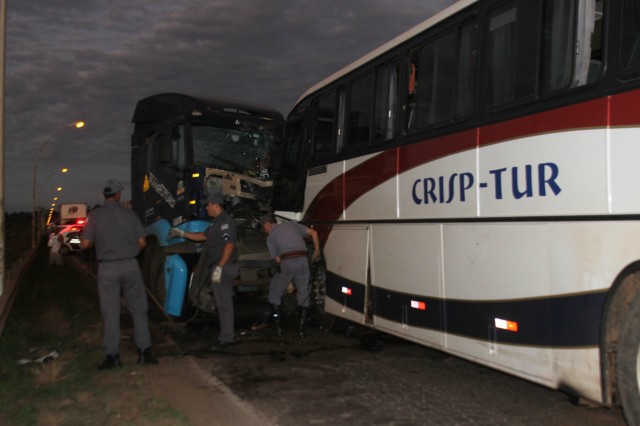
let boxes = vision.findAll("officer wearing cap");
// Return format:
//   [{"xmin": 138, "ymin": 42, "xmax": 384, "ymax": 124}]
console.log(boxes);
[
  {"xmin": 261, "ymin": 215, "xmax": 320, "ymax": 338},
  {"xmin": 168, "ymin": 193, "xmax": 239, "ymax": 348},
  {"xmin": 80, "ymin": 179, "xmax": 158, "ymax": 369}
]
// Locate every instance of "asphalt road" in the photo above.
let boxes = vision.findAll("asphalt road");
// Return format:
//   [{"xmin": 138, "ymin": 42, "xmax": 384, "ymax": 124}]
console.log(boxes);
[{"xmin": 159, "ymin": 295, "xmax": 627, "ymax": 426}]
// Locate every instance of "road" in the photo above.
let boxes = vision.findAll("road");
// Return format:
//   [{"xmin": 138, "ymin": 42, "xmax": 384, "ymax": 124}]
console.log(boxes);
[{"xmin": 159, "ymin": 295, "xmax": 627, "ymax": 426}]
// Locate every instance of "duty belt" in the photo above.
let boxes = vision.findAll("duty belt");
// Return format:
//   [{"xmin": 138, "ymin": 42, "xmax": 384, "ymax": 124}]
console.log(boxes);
[
  {"xmin": 99, "ymin": 257, "xmax": 134, "ymax": 263},
  {"xmin": 279, "ymin": 250, "xmax": 307, "ymax": 260}
]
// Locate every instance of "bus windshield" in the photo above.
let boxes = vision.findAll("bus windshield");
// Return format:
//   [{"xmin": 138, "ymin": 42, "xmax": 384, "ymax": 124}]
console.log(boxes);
[{"xmin": 191, "ymin": 125, "xmax": 274, "ymax": 178}]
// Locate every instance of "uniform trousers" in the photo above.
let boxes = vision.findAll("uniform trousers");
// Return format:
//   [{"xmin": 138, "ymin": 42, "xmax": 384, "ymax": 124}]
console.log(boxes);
[
  {"xmin": 268, "ymin": 256, "xmax": 310, "ymax": 307},
  {"xmin": 213, "ymin": 262, "xmax": 240, "ymax": 343},
  {"xmin": 97, "ymin": 258, "xmax": 151, "ymax": 355}
]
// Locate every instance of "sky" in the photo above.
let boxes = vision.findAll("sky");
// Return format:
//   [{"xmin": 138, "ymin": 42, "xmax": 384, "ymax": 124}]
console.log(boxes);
[{"xmin": 4, "ymin": 0, "xmax": 455, "ymax": 213}]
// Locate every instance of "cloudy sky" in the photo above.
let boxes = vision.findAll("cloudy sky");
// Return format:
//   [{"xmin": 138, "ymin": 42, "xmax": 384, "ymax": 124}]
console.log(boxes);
[{"xmin": 5, "ymin": 0, "xmax": 454, "ymax": 213}]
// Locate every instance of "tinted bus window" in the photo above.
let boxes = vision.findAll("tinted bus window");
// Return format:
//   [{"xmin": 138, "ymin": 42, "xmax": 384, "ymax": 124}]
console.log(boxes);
[
  {"xmin": 455, "ymin": 21, "xmax": 478, "ymax": 118},
  {"xmin": 541, "ymin": 0, "xmax": 577, "ymax": 92},
  {"xmin": 486, "ymin": 3, "xmax": 517, "ymax": 106},
  {"xmin": 348, "ymin": 72, "xmax": 374, "ymax": 147},
  {"xmin": 619, "ymin": 0, "xmax": 640, "ymax": 71},
  {"xmin": 313, "ymin": 91, "xmax": 337, "ymax": 159},
  {"xmin": 373, "ymin": 62, "xmax": 398, "ymax": 143}
]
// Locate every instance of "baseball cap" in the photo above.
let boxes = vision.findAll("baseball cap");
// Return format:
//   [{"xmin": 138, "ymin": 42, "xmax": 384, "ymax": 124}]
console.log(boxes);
[
  {"xmin": 202, "ymin": 193, "xmax": 225, "ymax": 205},
  {"xmin": 103, "ymin": 178, "xmax": 123, "ymax": 195}
]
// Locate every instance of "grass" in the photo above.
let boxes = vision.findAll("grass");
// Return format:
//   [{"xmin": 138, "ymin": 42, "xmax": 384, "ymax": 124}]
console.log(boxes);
[{"xmin": 0, "ymin": 242, "xmax": 189, "ymax": 426}]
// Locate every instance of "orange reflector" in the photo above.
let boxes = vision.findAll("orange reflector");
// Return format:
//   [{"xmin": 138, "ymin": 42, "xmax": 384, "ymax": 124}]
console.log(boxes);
[
  {"xmin": 189, "ymin": 200, "xmax": 196, "ymax": 205},
  {"xmin": 410, "ymin": 300, "xmax": 426, "ymax": 310},
  {"xmin": 341, "ymin": 287, "xmax": 352, "ymax": 296},
  {"xmin": 495, "ymin": 318, "xmax": 518, "ymax": 332}
]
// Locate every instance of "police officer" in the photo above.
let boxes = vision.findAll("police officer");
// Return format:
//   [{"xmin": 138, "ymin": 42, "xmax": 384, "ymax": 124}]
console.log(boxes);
[
  {"xmin": 80, "ymin": 179, "xmax": 158, "ymax": 369},
  {"xmin": 169, "ymin": 193, "xmax": 239, "ymax": 348},
  {"xmin": 261, "ymin": 215, "xmax": 320, "ymax": 338}
]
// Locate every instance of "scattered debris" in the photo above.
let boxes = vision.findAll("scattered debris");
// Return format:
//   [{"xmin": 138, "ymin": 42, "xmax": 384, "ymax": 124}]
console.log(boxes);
[{"xmin": 17, "ymin": 350, "xmax": 60, "ymax": 366}]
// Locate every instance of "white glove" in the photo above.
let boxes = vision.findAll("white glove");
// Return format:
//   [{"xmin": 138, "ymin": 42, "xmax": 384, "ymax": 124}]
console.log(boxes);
[
  {"xmin": 168, "ymin": 228, "xmax": 185, "ymax": 238},
  {"xmin": 211, "ymin": 265, "xmax": 223, "ymax": 284}
]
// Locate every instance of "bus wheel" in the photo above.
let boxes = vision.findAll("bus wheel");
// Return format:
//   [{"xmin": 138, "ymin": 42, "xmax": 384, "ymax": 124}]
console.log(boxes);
[
  {"xmin": 310, "ymin": 260, "xmax": 347, "ymax": 333},
  {"xmin": 617, "ymin": 293, "xmax": 640, "ymax": 425}
]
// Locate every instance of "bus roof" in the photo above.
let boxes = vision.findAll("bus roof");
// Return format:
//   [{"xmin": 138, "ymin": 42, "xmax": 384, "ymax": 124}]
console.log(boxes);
[
  {"xmin": 294, "ymin": 0, "xmax": 477, "ymax": 110},
  {"xmin": 132, "ymin": 92, "xmax": 284, "ymax": 124}
]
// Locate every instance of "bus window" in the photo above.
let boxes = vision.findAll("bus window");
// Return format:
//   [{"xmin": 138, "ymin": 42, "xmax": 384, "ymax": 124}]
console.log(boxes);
[
  {"xmin": 573, "ymin": 0, "xmax": 603, "ymax": 86},
  {"xmin": 541, "ymin": 0, "xmax": 603, "ymax": 91},
  {"xmin": 337, "ymin": 87, "xmax": 346, "ymax": 153},
  {"xmin": 313, "ymin": 91, "xmax": 337, "ymax": 160},
  {"xmin": 455, "ymin": 21, "xmax": 478, "ymax": 118},
  {"xmin": 406, "ymin": 29, "xmax": 459, "ymax": 131},
  {"xmin": 541, "ymin": 0, "xmax": 577, "ymax": 92},
  {"xmin": 486, "ymin": 2, "xmax": 517, "ymax": 106},
  {"xmin": 619, "ymin": 0, "xmax": 640, "ymax": 72},
  {"xmin": 347, "ymin": 71, "xmax": 374, "ymax": 147},
  {"xmin": 373, "ymin": 62, "xmax": 398, "ymax": 143}
]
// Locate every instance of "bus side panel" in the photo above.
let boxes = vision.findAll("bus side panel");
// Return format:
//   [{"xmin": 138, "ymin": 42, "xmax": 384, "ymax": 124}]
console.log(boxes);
[
  {"xmin": 370, "ymin": 223, "xmax": 445, "ymax": 349},
  {"xmin": 609, "ymin": 127, "xmax": 640, "ymax": 213},
  {"xmin": 398, "ymin": 134, "xmax": 477, "ymax": 220},
  {"xmin": 345, "ymin": 154, "xmax": 397, "ymax": 220},
  {"xmin": 443, "ymin": 223, "xmax": 554, "ymax": 383},
  {"xmin": 478, "ymin": 129, "xmax": 608, "ymax": 217},
  {"xmin": 323, "ymin": 225, "xmax": 369, "ymax": 324},
  {"xmin": 304, "ymin": 161, "xmax": 344, "ymax": 219}
]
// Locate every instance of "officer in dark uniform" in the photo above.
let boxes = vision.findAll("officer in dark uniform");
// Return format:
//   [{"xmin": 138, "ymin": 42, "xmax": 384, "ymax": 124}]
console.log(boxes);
[
  {"xmin": 80, "ymin": 178, "xmax": 158, "ymax": 369},
  {"xmin": 169, "ymin": 193, "xmax": 239, "ymax": 348},
  {"xmin": 261, "ymin": 215, "xmax": 320, "ymax": 338}
]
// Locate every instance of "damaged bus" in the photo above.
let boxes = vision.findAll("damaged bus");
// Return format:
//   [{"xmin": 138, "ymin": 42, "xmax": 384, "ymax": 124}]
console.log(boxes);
[{"xmin": 131, "ymin": 93, "xmax": 284, "ymax": 317}]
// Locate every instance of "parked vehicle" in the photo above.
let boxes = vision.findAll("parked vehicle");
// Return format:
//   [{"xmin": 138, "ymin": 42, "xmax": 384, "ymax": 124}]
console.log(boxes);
[{"xmin": 59, "ymin": 231, "xmax": 82, "ymax": 255}]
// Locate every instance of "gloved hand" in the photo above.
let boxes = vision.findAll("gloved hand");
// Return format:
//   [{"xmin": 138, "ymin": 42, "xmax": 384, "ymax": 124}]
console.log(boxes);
[
  {"xmin": 311, "ymin": 249, "xmax": 322, "ymax": 263},
  {"xmin": 211, "ymin": 265, "xmax": 223, "ymax": 284},
  {"xmin": 168, "ymin": 228, "xmax": 185, "ymax": 238}
]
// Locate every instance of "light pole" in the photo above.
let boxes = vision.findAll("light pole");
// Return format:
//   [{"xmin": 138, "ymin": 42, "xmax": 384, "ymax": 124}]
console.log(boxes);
[
  {"xmin": 36, "ymin": 167, "xmax": 68, "ymax": 208},
  {"xmin": 31, "ymin": 121, "xmax": 85, "ymax": 248}
]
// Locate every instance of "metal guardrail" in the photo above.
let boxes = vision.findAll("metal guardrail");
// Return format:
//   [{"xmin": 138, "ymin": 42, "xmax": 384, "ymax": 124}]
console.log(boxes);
[{"xmin": 0, "ymin": 247, "xmax": 37, "ymax": 338}]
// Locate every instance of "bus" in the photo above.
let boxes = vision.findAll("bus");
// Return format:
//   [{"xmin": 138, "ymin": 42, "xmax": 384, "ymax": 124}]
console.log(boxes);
[
  {"xmin": 131, "ymin": 93, "xmax": 283, "ymax": 317},
  {"xmin": 272, "ymin": 0, "xmax": 640, "ymax": 423}
]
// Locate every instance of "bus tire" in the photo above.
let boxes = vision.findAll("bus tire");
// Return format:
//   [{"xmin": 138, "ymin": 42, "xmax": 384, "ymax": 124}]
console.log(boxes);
[
  {"xmin": 310, "ymin": 260, "xmax": 348, "ymax": 333},
  {"xmin": 617, "ymin": 293, "xmax": 640, "ymax": 426}
]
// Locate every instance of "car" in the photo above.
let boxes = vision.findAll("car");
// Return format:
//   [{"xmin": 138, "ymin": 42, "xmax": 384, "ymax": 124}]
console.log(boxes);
[{"xmin": 59, "ymin": 229, "xmax": 83, "ymax": 255}]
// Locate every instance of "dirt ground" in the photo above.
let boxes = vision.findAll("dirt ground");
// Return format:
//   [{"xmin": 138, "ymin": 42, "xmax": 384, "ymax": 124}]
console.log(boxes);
[{"xmin": 0, "ymin": 249, "xmax": 271, "ymax": 426}]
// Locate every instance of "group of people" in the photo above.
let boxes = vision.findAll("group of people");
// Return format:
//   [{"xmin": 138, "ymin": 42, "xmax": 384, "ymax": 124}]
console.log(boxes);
[
  {"xmin": 169, "ymin": 193, "xmax": 320, "ymax": 348},
  {"xmin": 83, "ymin": 177, "xmax": 320, "ymax": 370}
]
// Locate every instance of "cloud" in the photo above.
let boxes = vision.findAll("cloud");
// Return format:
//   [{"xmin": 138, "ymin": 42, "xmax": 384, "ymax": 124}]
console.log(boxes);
[{"xmin": 5, "ymin": 0, "xmax": 454, "ymax": 212}]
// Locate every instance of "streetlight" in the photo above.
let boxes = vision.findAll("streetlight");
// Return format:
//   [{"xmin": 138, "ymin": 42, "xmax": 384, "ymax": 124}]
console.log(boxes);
[
  {"xmin": 31, "ymin": 121, "xmax": 85, "ymax": 247},
  {"xmin": 36, "ymin": 167, "xmax": 68, "ymax": 208}
]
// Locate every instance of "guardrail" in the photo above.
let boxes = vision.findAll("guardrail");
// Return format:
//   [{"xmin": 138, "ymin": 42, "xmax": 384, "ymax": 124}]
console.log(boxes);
[{"xmin": 0, "ymin": 247, "xmax": 37, "ymax": 337}]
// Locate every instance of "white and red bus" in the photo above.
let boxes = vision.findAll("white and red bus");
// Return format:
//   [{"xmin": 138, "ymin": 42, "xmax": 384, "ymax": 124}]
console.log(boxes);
[{"xmin": 272, "ymin": 0, "xmax": 640, "ymax": 422}]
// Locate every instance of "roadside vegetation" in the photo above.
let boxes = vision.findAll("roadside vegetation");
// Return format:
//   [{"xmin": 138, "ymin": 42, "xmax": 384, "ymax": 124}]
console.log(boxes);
[{"xmin": 0, "ymin": 242, "xmax": 189, "ymax": 425}]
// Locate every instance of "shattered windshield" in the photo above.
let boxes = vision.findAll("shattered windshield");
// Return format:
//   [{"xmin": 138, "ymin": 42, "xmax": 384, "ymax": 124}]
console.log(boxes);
[{"xmin": 191, "ymin": 125, "xmax": 273, "ymax": 178}]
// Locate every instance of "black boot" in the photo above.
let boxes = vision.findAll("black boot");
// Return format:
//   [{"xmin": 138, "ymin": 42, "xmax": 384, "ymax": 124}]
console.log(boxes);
[
  {"xmin": 137, "ymin": 347, "xmax": 159, "ymax": 365},
  {"xmin": 271, "ymin": 304, "xmax": 283, "ymax": 337},
  {"xmin": 297, "ymin": 306, "xmax": 309, "ymax": 339},
  {"xmin": 97, "ymin": 354, "xmax": 122, "ymax": 370}
]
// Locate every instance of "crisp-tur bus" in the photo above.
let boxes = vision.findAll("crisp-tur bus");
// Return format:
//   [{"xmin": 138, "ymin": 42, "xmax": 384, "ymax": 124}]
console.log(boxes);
[
  {"xmin": 272, "ymin": 0, "xmax": 640, "ymax": 422},
  {"xmin": 131, "ymin": 93, "xmax": 283, "ymax": 317}
]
